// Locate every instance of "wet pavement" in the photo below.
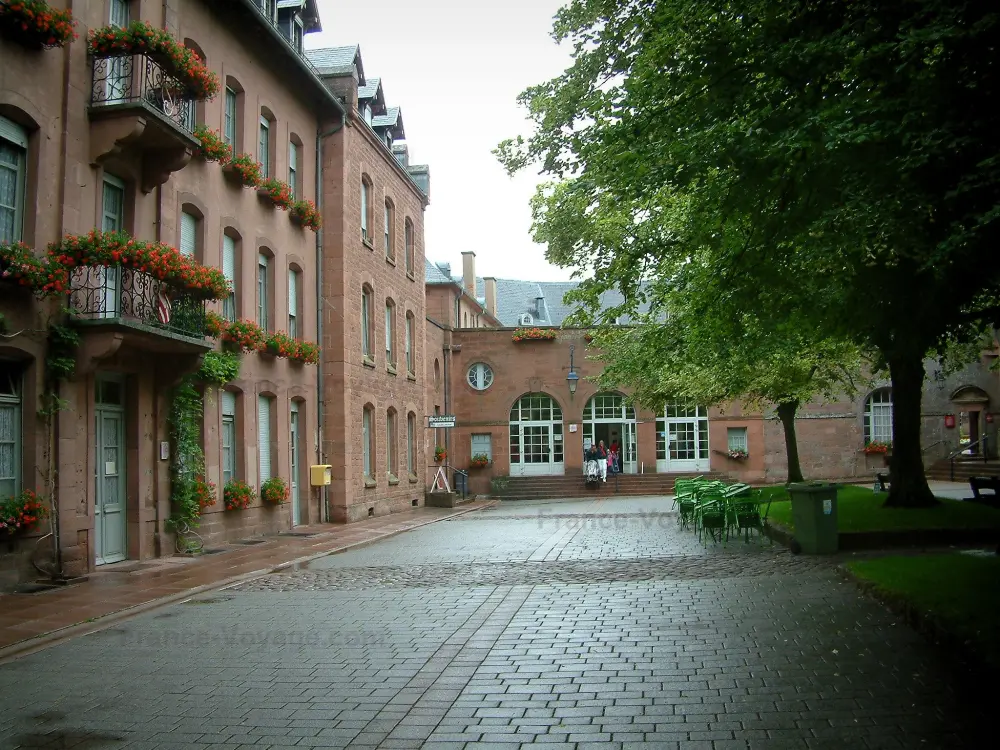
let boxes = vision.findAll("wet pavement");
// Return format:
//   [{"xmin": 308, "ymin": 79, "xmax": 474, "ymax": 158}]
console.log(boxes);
[{"xmin": 0, "ymin": 495, "xmax": 993, "ymax": 749}]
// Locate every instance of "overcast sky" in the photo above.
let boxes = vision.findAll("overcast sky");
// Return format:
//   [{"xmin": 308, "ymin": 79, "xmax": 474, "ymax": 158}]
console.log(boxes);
[{"xmin": 308, "ymin": 0, "xmax": 575, "ymax": 282}]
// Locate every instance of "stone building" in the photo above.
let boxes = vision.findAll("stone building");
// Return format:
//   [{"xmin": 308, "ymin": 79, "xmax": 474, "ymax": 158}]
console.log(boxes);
[
  {"xmin": 0, "ymin": 0, "xmax": 430, "ymax": 586},
  {"xmin": 424, "ymin": 254, "xmax": 1000, "ymax": 495}
]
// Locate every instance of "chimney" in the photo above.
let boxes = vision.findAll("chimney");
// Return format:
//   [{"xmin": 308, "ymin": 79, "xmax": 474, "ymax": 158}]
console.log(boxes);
[
  {"xmin": 535, "ymin": 294, "xmax": 546, "ymax": 320},
  {"xmin": 484, "ymin": 277, "xmax": 497, "ymax": 318},
  {"xmin": 461, "ymin": 251, "xmax": 476, "ymax": 297}
]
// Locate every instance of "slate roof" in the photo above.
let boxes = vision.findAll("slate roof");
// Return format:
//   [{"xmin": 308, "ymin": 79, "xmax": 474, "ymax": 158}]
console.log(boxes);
[
  {"xmin": 358, "ymin": 77, "xmax": 380, "ymax": 100},
  {"xmin": 469, "ymin": 276, "xmax": 654, "ymax": 327},
  {"xmin": 372, "ymin": 106, "xmax": 400, "ymax": 128},
  {"xmin": 306, "ymin": 46, "xmax": 361, "ymax": 77}
]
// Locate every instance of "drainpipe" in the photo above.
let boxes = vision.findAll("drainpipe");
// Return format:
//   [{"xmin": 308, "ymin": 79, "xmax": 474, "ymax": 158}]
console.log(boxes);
[{"xmin": 315, "ymin": 110, "xmax": 346, "ymax": 522}]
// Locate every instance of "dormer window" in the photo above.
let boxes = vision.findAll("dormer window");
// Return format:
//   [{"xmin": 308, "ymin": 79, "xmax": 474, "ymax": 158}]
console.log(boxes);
[{"xmin": 364, "ymin": 105, "xmax": 372, "ymax": 125}]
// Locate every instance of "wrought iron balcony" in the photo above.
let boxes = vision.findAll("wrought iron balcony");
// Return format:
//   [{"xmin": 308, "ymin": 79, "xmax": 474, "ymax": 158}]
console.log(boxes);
[
  {"xmin": 69, "ymin": 267, "xmax": 209, "ymax": 349},
  {"xmin": 90, "ymin": 52, "xmax": 197, "ymax": 133}
]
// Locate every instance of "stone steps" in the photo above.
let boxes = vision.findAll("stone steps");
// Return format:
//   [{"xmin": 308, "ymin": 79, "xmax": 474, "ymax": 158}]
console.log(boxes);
[
  {"xmin": 925, "ymin": 458, "xmax": 1000, "ymax": 482},
  {"xmin": 494, "ymin": 471, "xmax": 729, "ymax": 500}
]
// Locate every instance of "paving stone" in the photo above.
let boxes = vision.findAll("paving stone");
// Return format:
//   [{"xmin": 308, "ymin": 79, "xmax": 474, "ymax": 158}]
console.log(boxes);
[{"xmin": 0, "ymin": 498, "xmax": 993, "ymax": 750}]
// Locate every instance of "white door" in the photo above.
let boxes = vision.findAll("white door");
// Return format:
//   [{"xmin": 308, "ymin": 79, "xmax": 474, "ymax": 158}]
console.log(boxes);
[
  {"xmin": 290, "ymin": 402, "xmax": 300, "ymax": 525},
  {"xmin": 95, "ymin": 377, "xmax": 127, "ymax": 565},
  {"xmin": 623, "ymin": 421, "xmax": 637, "ymax": 474},
  {"xmin": 509, "ymin": 394, "xmax": 564, "ymax": 477},
  {"xmin": 659, "ymin": 403, "xmax": 710, "ymax": 472}
]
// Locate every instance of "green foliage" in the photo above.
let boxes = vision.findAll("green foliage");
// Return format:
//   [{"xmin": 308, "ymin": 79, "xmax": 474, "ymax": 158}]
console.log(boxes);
[
  {"xmin": 498, "ymin": 0, "xmax": 1000, "ymax": 507},
  {"xmin": 490, "ymin": 475, "xmax": 510, "ymax": 494},
  {"xmin": 166, "ymin": 377, "xmax": 204, "ymax": 532},
  {"xmin": 197, "ymin": 350, "xmax": 241, "ymax": 387},
  {"xmin": 260, "ymin": 477, "xmax": 289, "ymax": 505},
  {"xmin": 45, "ymin": 320, "xmax": 79, "ymax": 383},
  {"xmin": 848, "ymin": 554, "xmax": 1000, "ymax": 670}
]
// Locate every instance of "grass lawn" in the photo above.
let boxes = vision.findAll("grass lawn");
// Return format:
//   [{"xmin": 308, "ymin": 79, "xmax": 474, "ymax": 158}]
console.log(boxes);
[
  {"xmin": 761, "ymin": 484, "xmax": 1000, "ymax": 533},
  {"xmin": 847, "ymin": 553, "xmax": 1000, "ymax": 668}
]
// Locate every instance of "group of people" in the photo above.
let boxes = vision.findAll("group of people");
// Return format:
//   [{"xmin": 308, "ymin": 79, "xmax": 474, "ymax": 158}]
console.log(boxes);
[{"xmin": 585, "ymin": 439, "xmax": 619, "ymax": 482}]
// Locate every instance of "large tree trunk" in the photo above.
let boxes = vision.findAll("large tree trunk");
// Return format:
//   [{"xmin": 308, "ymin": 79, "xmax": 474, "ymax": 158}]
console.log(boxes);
[
  {"xmin": 884, "ymin": 347, "xmax": 938, "ymax": 508},
  {"xmin": 776, "ymin": 400, "xmax": 804, "ymax": 483}
]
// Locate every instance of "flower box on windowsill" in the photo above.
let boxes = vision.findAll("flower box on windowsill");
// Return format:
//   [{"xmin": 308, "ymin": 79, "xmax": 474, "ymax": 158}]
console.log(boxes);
[{"xmin": 0, "ymin": 2, "xmax": 78, "ymax": 50}]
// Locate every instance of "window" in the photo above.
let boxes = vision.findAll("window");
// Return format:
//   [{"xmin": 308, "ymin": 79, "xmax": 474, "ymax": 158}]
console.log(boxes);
[
  {"xmin": 292, "ymin": 17, "xmax": 303, "ymax": 53},
  {"xmin": 257, "ymin": 253, "xmax": 269, "ymax": 331},
  {"xmin": 407, "ymin": 411, "xmax": 416, "ymax": 476},
  {"xmin": 362, "ymin": 404, "xmax": 374, "ymax": 480},
  {"xmin": 360, "ymin": 176, "xmax": 371, "ymax": 243},
  {"xmin": 0, "ymin": 116, "xmax": 28, "ymax": 244},
  {"xmin": 288, "ymin": 268, "xmax": 300, "ymax": 338},
  {"xmin": 0, "ymin": 361, "xmax": 22, "ymax": 499},
  {"xmin": 258, "ymin": 114, "xmax": 271, "ymax": 178},
  {"xmin": 384, "ymin": 199, "xmax": 394, "ymax": 261},
  {"xmin": 102, "ymin": 174, "xmax": 125, "ymax": 231},
  {"xmin": 221, "ymin": 390, "xmax": 237, "ymax": 485},
  {"xmin": 727, "ymin": 427, "xmax": 748, "ymax": 453},
  {"xmin": 361, "ymin": 285, "xmax": 373, "ymax": 358},
  {"xmin": 655, "ymin": 418, "xmax": 667, "ymax": 460},
  {"xmin": 405, "ymin": 312, "xmax": 414, "ymax": 374},
  {"xmin": 385, "ymin": 299, "xmax": 396, "ymax": 368},
  {"xmin": 224, "ymin": 87, "xmax": 237, "ymax": 146},
  {"xmin": 109, "ymin": 0, "xmax": 129, "ymax": 26},
  {"xmin": 222, "ymin": 232, "xmax": 237, "ymax": 321},
  {"xmin": 179, "ymin": 211, "xmax": 197, "ymax": 258},
  {"xmin": 471, "ymin": 434, "xmax": 492, "ymax": 462},
  {"xmin": 258, "ymin": 394, "xmax": 272, "ymax": 483},
  {"xmin": 288, "ymin": 140, "xmax": 299, "ymax": 199},
  {"xmin": 467, "ymin": 363, "xmax": 494, "ymax": 391},
  {"xmin": 404, "ymin": 218, "xmax": 414, "ymax": 277},
  {"xmin": 386, "ymin": 408, "xmax": 398, "ymax": 478},
  {"xmin": 864, "ymin": 389, "xmax": 893, "ymax": 445},
  {"xmin": 463, "ymin": 312, "xmax": 468, "ymax": 328}
]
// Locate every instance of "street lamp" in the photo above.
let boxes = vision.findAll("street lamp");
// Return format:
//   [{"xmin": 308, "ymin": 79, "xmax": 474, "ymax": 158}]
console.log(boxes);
[{"xmin": 566, "ymin": 345, "xmax": 579, "ymax": 397}]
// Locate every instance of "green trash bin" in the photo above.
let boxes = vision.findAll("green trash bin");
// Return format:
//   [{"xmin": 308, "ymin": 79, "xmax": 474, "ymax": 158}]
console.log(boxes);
[{"xmin": 787, "ymin": 482, "xmax": 840, "ymax": 554}]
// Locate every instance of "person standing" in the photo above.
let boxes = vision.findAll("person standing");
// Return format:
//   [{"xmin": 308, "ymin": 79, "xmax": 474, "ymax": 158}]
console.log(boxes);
[{"xmin": 596, "ymin": 440, "xmax": 609, "ymax": 482}]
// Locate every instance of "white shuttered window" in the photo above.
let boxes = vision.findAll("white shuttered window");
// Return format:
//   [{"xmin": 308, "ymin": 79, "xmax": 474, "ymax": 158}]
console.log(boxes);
[
  {"xmin": 288, "ymin": 269, "xmax": 299, "ymax": 338},
  {"xmin": 258, "ymin": 395, "xmax": 272, "ymax": 482},
  {"xmin": 222, "ymin": 234, "xmax": 236, "ymax": 321},
  {"xmin": 180, "ymin": 212, "xmax": 197, "ymax": 257}
]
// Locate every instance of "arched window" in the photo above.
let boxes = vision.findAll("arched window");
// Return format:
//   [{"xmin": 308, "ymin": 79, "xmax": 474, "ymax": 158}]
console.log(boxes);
[
  {"xmin": 362, "ymin": 403, "xmax": 375, "ymax": 480},
  {"xmin": 257, "ymin": 248, "xmax": 273, "ymax": 331},
  {"xmin": 406, "ymin": 411, "xmax": 416, "ymax": 476},
  {"xmin": 405, "ymin": 311, "xmax": 415, "ymax": 375},
  {"xmin": 182, "ymin": 39, "xmax": 207, "ymax": 129},
  {"xmin": 385, "ymin": 298, "xmax": 396, "ymax": 369},
  {"xmin": 0, "ymin": 114, "xmax": 29, "ymax": 243},
  {"xmin": 220, "ymin": 388, "xmax": 241, "ymax": 486},
  {"xmin": 467, "ymin": 363, "xmax": 493, "ymax": 391},
  {"xmin": 361, "ymin": 174, "xmax": 372, "ymax": 243},
  {"xmin": 386, "ymin": 407, "xmax": 398, "ymax": 478},
  {"xmin": 864, "ymin": 389, "xmax": 893, "ymax": 445},
  {"xmin": 223, "ymin": 76, "xmax": 244, "ymax": 149},
  {"xmin": 404, "ymin": 218, "xmax": 414, "ymax": 277},
  {"xmin": 288, "ymin": 133, "xmax": 303, "ymax": 199},
  {"xmin": 258, "ymin": 108, "xmax": 275, "ymax": 178},
  {"xmin": 384, "ymin": 197, "xmax": 395, "ymax": 261},
  {"xmin": 221, "ymin": 228, "xmax": 240, "ymax": 321},
  {"xmin": 509, "ymin": 394, "xmax": 564, "ymax": 476},
  {"xmin": 179, "ymin": 203, "xmax": 203, "ymax": 261},
  {"xmin": 0, "ymin": 360, "xmax": 24, "ymax": 498},
  {"xmin": 361, "ymin": 284, "xmax": 373, "ymax": 358},
  {"xmin": 288, "ymin": 265, "xmax": 301, "ymax": 338}
]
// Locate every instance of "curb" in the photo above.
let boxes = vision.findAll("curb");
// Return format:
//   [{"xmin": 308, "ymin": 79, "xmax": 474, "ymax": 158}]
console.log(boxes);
[{"xmin": 0, "ymin": 501, "xmax": 497, "ymax": 665}]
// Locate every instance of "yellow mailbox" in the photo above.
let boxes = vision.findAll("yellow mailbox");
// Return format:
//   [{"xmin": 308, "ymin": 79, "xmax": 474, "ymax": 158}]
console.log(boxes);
[{"xmin": 310, "ymin": 465, "xmax": 332, "ymax": 486}]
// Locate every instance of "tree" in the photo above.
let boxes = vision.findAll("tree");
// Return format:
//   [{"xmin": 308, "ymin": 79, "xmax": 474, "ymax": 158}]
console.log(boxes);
[
  {"xmin": 498, "ymin": 0, "xmax": 1000, "ymax": 507},
  {"xmin": 578, "ymin": 251, "xmax": 865, "ymax": 483}
]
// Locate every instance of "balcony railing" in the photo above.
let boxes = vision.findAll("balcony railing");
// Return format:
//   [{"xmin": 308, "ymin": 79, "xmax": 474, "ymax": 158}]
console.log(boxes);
[
  {"xmin": 69, "ymin": 267, "xmax": 207, "ymax": 339},
  {"xmin": 90, "ymin": 53, "xmax": 196, "ymax": 134}
]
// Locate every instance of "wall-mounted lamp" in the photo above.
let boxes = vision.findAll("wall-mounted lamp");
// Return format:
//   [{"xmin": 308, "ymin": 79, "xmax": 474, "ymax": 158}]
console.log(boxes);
[{"xmin": 566, "ymin": 344, "xmax": 579, "ymax": 397}]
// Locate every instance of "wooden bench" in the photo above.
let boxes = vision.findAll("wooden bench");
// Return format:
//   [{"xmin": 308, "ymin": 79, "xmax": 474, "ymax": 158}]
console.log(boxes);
[{"xmin": 969, "ymin": 476, "xmax": 1000, "ymax": 505}]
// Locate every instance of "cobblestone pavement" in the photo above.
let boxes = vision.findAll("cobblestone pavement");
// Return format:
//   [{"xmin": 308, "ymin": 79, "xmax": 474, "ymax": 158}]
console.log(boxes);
[{"xmin": 0, "ymin": 496, "xmax": 992, "ymax": 749}]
